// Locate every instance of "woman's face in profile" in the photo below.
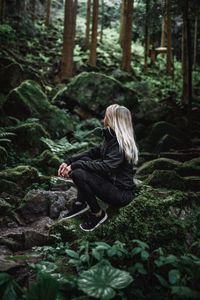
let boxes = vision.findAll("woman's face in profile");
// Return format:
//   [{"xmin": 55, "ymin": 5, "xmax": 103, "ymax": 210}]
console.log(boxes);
[{"xmin": 103, "ymin": 113, "xmax": 109, "ymax": 127}]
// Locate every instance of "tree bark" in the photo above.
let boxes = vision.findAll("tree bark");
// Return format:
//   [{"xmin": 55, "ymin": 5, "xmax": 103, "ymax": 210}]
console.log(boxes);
[
  {"xmin": 166, "ymin": 0, "xmax": 172, "ymax": 75},
  {"xmin": 121, "ymin": 0, "xmax": 134, "ymax": 73},
  {"xmin": 119, "ymin": 0, "xmax": 125, "ymax": 48},
  {"xmin": 31, "ymin": 0, "xmax": 36, "ymax": 23},
  {"xmin": 182, "ymin": 0, "xmax": 192, "ymax": 107},
  {"xmin": 89, "ymin": 0, "xmax": 99, "ymax": 67},
  {"xmin": 0, "ymin": 0, "xmax": 5, "ymax": 23},
  {"xmin": 85, "ymin": 0, "xmax": 91, "ymax": 49},
  {"xmin": 100, "ymin": 0, "xmax": 104, "ymax": 43},
  {"xmin": 193, "ymin": 16, "xmax": 198, "ymax": 67},
  {"xmin": 60, "ymin": 0, "xmax": 76, "ymax": 79},
  {"xmin": 45, "ymin": 0, "xmax": 51, "ymax": 26},
  {"xmin": 144, "ymin": 0, "xmax": 149, "ymax": 71}
]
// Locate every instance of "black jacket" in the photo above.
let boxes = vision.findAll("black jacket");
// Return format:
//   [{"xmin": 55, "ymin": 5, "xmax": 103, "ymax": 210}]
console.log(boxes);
[{"xmin": 64, "ymin": 127, "xmax": 137, "ymax": 190}]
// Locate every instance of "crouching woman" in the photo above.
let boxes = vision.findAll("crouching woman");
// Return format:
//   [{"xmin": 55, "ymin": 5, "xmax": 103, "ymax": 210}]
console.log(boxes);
[{"xmin": 58, "ymin": 104, "xmax": 139, "ymax": 231}]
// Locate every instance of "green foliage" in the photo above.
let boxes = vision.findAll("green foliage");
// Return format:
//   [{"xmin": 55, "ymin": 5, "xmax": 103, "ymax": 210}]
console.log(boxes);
[
  {"xmin": 0, "ymin": 272, "xmax": 23, "ymax": 300},
  {"xmin": 0, "ymin": 130, "xmax": 15, "ymax": 166},
  {"xmin": 0, "ymin": 24, "xmax": 16, "ymax": 45}
]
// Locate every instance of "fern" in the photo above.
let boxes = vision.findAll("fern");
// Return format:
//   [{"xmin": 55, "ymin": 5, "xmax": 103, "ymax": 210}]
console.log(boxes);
[{"xmin": 0, "ymin": 131, "xmax": 15, "ymax": 164}]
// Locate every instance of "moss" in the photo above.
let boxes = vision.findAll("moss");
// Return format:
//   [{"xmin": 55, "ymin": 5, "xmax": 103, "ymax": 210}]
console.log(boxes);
[
  {"xmin": 32, "ymin": 150, "xmax": 62, "ymax": 175},
  {"xmin": 176, "ymin": 157, "xmax": 200, "ymax": 177},
  {"xmin": 3, "ymin": 80, "xmax": 73, "ymax": 137},
  {"xmin": 146, "ymin": 170, "xmax": 186, "ymax": 191},
  {"xmin": 0, "ymin": 178, "xmax": 22, "ymax": 195},
  {"xmin": 53, "ymin": 72, "xmax": 138, "ymax": 115},
  {"xmin": 155, "ymin": 134, "xmax": 185, "ymax": 152},
  {"xmin": 10, "ymin": 120, "xmax": 49, "ymax": 154},
  {"xmin": 0, "ymin": 165, "xmax": 40, "ymax": 189},
  {"xmin": 51, "ymin": 186, "xmax": 200, "ymax": 253},
  {"xmin": 0, "ymin": 198, "xmax": 13, "ymax": 215},
  {"xmin": 136, "ymin": 158, "xmax": 181, "ymax": 177}
]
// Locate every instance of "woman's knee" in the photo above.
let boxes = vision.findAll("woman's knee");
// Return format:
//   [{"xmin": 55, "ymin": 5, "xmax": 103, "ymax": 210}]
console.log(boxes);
[{"xmin": 71, "ymin": 168, "xmax": 87, "ymax": 182}]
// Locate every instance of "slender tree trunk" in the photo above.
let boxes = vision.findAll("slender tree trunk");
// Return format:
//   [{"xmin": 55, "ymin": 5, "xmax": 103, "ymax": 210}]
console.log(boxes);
[
  {"xmin": 182, "ymin": 0, "xmax": 192, "ymax": 107},
  {"xmin": 161, "ymin": 17, "xmax": 167, "ymax": 47},
  {"xmin": 31, "ymin": 0, "xmax": 36, "ymax": 23},
  {"xmin": 45, "ymin": 0, "xmax": 51, "ymax": 26},
  {"xmin": 0, "ymin": 0, "xmax": 5, "ymax": 23},
  {"xmin": 100, "ymin": 0, "xmax": 104, "ymax": 43},
  {"xmin": 121, "ymin": 0, "xmax": 134, "ymax": 73},
  {"xmin": 89, "ymin": 0, "xmax": 99, "ymax": 67},
  {"xmin": 119, "ymin": 0, "xmax": 125, "ymax": 48},
  {"xmin": 144, "ymin": 0, "xmax": 149, "ymax": 71},
  {"xmin": 166, "ymin": 0, "xmax": 172, "ymax": 75},
  {"xmin": 85, "ymin": 0, "xmax": 91, "ymax": 49},
  {"xmin": 60, "ymin": 0, "xmax": 76, "ymax": 79},
  {"xmin": 193, "ymin": 16, "xmax": 198, "ymax": 67}
]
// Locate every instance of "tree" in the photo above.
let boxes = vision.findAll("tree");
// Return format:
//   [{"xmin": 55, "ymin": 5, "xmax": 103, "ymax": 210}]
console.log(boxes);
[
  {"xmin": 166, "ymin": 0, "xmax": 173, "ymax": 75},
  {"xmin": 193, "ymin": 15, "xmax": 198, "ymax": 67},
  {"xmin": 45, "ymin": 0, "xmax": 51, "ymax": 26},
  {"xmin": 144, "ymin": 0, "xmax": 150, "ymax": 70},
  {"xmin": 121, "ymin": 0, "xmax": 134, "ymax": 72},
  {"xmin": 181, "ymin": 0, "xmax": 192, "ymax": 107},
  {"xmin": 89, "ymin": 0, "xmax": 99, "ymax": 67},
  {"xmin": 119, "ymin": 0, "xmax": 125, "ymax": 48},
  {"xmin": 60, "ymin": 0, "xmax": 77, "ymax": 79},
  {"xmin": 0, "ymin": 0, "xmax": 5, "ymax": 23},
  {"xmin": 100, "ymin": 0, "xmax": 104, "ymax": 43},
  {"xmin": 85, "ymin": 0, "xmax": 91, "ymax": 49},
  {"xmin": 31, "ymin": 0, "xmax": 36, "ymax": 23}
]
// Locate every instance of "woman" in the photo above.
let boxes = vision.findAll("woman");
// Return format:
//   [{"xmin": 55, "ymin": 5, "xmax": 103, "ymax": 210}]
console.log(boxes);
[{"xmin": 58, "ymin": 104, "xmax": 138, "ymax": 231}]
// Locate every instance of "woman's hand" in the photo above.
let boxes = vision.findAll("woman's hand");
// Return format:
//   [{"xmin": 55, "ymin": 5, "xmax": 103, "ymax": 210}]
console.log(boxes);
[
  {"xmin": 58, "ymin": 162, "xmax": 68, "ymax": 177},
  {"xmin": 62, "ymin": 165, "xmax": 72, "ymax": 178}
]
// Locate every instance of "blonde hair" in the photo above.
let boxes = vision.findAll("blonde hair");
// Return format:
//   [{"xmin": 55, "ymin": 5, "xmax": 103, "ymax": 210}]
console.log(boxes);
[{"xmin": 105, "ymin": 104, "xmax": 138, "ymax": 165}]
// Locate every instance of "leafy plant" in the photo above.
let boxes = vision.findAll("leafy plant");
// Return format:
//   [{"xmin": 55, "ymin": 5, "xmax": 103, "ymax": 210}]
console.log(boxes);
[
  {"xmin": 0, "ymin": 273, "xmax": 23, "ymax": 300},
  {"xmin": 78, "ymin": 260, "xmax": 133, "ymax": 300}
]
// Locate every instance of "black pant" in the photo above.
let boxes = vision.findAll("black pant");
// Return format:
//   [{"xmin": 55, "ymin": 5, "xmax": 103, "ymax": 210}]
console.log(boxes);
[{"xmin": 70, "ymin": 167, "xmax": 134, "ymax": 213}]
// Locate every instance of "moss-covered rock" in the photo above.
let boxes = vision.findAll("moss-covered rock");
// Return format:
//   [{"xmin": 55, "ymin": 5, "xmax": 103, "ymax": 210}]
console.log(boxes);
[
  {"xmin": 176, "ymin": 157, "xmax": 200, "ymax": 177},
  {"xmin": 0, "ymin": 165, "xmax": 40, "ymax": 189},
  {"xmin": 52, "ymin": 72, "xmax": 138, "ymax": 116},
  {"xmin": 31, "ymin": 150, "xmax": 61, "ymax": 175},
  {"xmin": 0, "ymin": 63, "xmax": 24, "ymax": 94},
  {"xmin": 51, "ymin": 186, "xmax": 200, "ymax": 253},
  {"xmin": 136, "ymin": 158, "xmax": 181, "ymax": 177},
  {"xmin": 147, "ymin": 121, "xmax": 188, "ymax": 151},
  {"xmin": 184, "ymin": 176, "xmax": 200, "ymax": 192},
  {"xmin": 9, "ymin": 120, "xmax": 50, "ymax": 154},
  {"xmin": 146, "ymin": 170, "xmax": 186, "ymax": 190},
  {"xmin": 0, "ymin": 146, "xmax": 8, "ymax": 166},
  {"xmin": 3, "ymin": 80, "xmax": 73, "ymax": 137},
  {"xmin": 0, "ymin": 198, "xmax": 13, "ymax": 215},
  {"xmin": 0, "ymin": 179, "xmax": 22, "ymax": 195}
]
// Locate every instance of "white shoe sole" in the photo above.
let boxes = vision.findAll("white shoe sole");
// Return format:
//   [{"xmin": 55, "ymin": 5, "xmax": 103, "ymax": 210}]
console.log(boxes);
[
  {"xmin": 79, "ymin": 212, "xmax": 108, "ymax": 231},
  {"xmin": 60, "ymin": 205, "xmax": 89, "ymax": 220}
]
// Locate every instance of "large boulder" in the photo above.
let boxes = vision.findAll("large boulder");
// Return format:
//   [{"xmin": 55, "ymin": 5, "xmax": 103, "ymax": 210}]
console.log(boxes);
[
  {"xmin": 0, "ymin": 165, "xmax": 40, "ymax": 189},
  {"xmin": 31, "ymin": 150, "xmax": 61, "ymax": 176},
  {"xmin": 3, "ymin": 80, "xmax": 73, "ymax": 137},
  {"xmin": 176, "ymin": 157, "xmax": 200, "ymax": 177},
  {"xmin": 136, "ymin": 158, "xmax": 181, "ymax": 177},
  {"xmin": 52, "ymin": 72, "xmax": 139, "ymax": 117},
  {"xmin": 146, "ymin": 170, "xmax": 186, "ymax": 190}
]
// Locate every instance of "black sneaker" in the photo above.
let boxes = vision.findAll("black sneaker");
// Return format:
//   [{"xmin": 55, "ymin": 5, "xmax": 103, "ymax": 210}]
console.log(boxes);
[
  {"xmin": 61, "ymin": 201, "xmax": 89, "ymax": 220},
  {"xmin": 79, "ymin": 211, "xmax": 108, "ymax": 231}
]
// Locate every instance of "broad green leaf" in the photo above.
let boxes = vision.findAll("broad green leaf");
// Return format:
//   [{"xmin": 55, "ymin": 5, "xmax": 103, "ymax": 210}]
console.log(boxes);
[
  {"xmin": 168, "ymin": 269, "xmax": 181, "ymax": 285},
  {"xmin": 78, "ymin": 260, "xmax": 133, "ymax": 299},
  {"xmin": 131, "ymin": 263, "xmax": 148, "ymax": 275},
  {"xmin": 131, "ymin": 240, "xmax": 149, "ymax": 249},
  {"xmin": 154, "ymin": 273, "xmax": 170, "ymax": 288},
  {"xmin": 131, "ymin": 247, "xmax": 142, "ymax": 256},
  {"xmin": 65, "ymin": 249, "xmax": 79, "ymax": 259},
  {"xmin": 141, "ymin": 250, "xmax": 150, "ymax": 261}
]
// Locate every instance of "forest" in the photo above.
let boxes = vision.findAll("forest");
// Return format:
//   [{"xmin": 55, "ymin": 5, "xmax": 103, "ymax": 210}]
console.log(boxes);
[{"xmin": 0, "ymin": 0, "xmax": 200, "ymax": 299}]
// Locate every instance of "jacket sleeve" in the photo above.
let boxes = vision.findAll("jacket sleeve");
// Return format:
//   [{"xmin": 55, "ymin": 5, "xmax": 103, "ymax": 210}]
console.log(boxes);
[
  {"xmin": 71, "ymin": 140, "xmax": 124, "ymax": 174},
  {"xmin": 64, "ymin": 145, "xmax": 102, "ymax": 165}
]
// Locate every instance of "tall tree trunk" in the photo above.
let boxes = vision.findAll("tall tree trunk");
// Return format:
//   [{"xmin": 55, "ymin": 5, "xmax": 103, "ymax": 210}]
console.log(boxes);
[
  {"xmin": 166, "ymin": 0, "xmax": 172, "ymax": 75},
  {"xmin": 85, "ymin": 0, "xmax": 91, "ymax": 49},
  {"xmin": 182, "ymin": 0, "xmax": 192, "ymax": 107},
  {"xmin": 60, "ymin": 0, "xmax": 76, "ymax": 79},
  {"xmin": 144, "ymin": 0, "xmax": 149, "ymax": 71},
  {"xmin": 121, "ymin": 0, "xmax": 134, "ymax": 73},
  {"xmin": 89, "ymin": 0, "xmax": 99, "ymax": 67},
  {"xmin": 31, "ymin": 0, "xmax": 36, "ymax": 23},
  {"xmin": 119, "ymin": 0, "xmax": 125, "ymax": 48},
  {"xmin": 100, "ymin": 0, "xmax": 104, "ymax": 43},
  {"xmin": 193, "ymin": 16, "xmax": 198, "ymax": 67},
  {"xmin": 161, "ymin": 17, "xmax": 167, "ymax": 47},
  {"xmin": 0, "ymin": 0, "xmax": 5, "ymax": 23},
  {"xmin": 45, "ymin": 0, "xmax": 51, "ymax": 26}
]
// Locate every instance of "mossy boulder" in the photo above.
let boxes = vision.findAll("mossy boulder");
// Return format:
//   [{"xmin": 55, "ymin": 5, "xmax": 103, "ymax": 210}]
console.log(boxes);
[
  {"xmin": 147, "ymin": 121, "xmax": 188, "ymax": 151},
  {"xmin": 0, "ymin": 165, "xmax": 40, "ymax": 189},
  {"xmin": 137, "ymin": 158, "xmax": 181, "ymax": 177},
  {"xmin": 10, "ymin": 120, "xmax": 50, "ymax": 154},
  {"xmin": 0, "ymin": 146, "xmax": 8, "ymax": 166},
  {"xmin": 52, "ymin": 72, "xmax": 139, "ymax": 116},
  {"xmin": 0, "ymin": 63, "xmax": 24, "ymax": 94},
  {"xmin": 0, "ymin": 198, "xmax": 13, "ymax": 215},
  {"xmin": 0, "ymin": 179, "xmax": 22, "ymax": 195},
  {"xmin": 176, "ymin": 157, "xmax": 200, "ymax": 177},
  {"xmin": 31, "ymin": 150, "xmax": 61, "ymax": 175},
  {"xmin": 146, "ymin": 170, "xmax": 186, "ymax": 191},
  {"xmin": 3, "ymin": 80, "xmax": 73, "ymax": 137},
  {"xmin": 51, "ymin": 186, "xmax": 200, "ymax": 253}
]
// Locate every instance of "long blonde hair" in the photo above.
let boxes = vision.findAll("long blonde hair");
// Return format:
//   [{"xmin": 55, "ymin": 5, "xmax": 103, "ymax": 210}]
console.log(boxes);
[{"xmin": 105, "ymin": 104, "xmax": 138, "ymax": 165}]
